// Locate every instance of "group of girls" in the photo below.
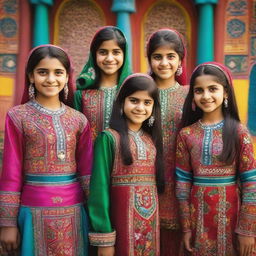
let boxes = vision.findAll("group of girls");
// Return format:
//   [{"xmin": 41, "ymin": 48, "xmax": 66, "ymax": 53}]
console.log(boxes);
[{"xmin": 0, "ymin": 25, "xmax": 255, "ymax": 256}]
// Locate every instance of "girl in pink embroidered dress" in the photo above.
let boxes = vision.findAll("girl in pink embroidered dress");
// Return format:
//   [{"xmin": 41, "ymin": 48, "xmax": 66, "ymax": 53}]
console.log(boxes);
[
  {"xmin": 176, "ymin": 62, "xmax": 256, "ymax": 256},
  {"xmin": 0, "ymin": 45, "xmax": 92, "ymax": 256}
]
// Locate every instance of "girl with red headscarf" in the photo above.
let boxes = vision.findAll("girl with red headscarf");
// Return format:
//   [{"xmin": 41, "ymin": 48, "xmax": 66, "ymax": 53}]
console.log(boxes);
[
  {"xmin": 147, "ymin": 28, "xmax": 189, "ymax": 255},
  {"xmin": 0, "ymin": 45, "xmax": 92, "ymax": 255},
  {"xmin": 176, "ymin": 62, "xmax": 256, "ymax": 256}
]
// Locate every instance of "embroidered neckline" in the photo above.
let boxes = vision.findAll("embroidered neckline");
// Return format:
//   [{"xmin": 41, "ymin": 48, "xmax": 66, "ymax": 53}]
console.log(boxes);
[
  {"xmin": 29, "ymin": 100, "xmax": 65, "ymax": 116},
  {"xmin": 128, "ymin": 129, "xmax": 147, "ymax": 160},
  {"xmin": 128, "ymin": 129, "xmax": 143, "ymax": 137},
  {"xmin": 199, "ymin": 119, "xmax": 224, "ymax": 130},
  {"xmin": 100, "ymin": 85, "xmax": 118, "ymax": 91},
  {"xmin": 158, "ymin": 81, "xmax": 180, "ymax": 92}
]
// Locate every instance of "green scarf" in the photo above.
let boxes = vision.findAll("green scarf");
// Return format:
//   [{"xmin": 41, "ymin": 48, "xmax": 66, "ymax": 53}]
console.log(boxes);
[{"xmin": 76, "ymin": 27, "xmax": 131, "ymax": 90}]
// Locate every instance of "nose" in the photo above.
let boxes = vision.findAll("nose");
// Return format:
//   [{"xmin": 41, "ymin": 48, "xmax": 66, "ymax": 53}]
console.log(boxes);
[
  {"xmin": 160, "ymin": 56, "xmax": 168, "ymax": 65},
  {"xmin": 105, "ymin": 53, "xmax": 114, "ymax": 62},
  {"xmin": 46, "ymin": 72, "xmax": 55, "ymax": 83},
  {"xmin": 136, "ymin": 102, "xmax": 144, "ymax": 111},
  {"xmin": 202, "ymin": 90, "xmax": 211, "ymax": 99}
]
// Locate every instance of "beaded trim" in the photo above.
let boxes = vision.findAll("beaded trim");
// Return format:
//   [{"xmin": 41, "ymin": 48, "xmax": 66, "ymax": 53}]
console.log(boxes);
[
  {"xmin": 100, "ymin": 85, "xmax": 117, "ymax": 129},
  {"xmin": 128, "ymin": 129, "xmax": 147, "ymax": 160},
  {"xmin": 29, "ymin": 100, "xmax": 67, "ymax": 161},
  {"xmin": 199, "ymin": 120, "xmax": 224, "ymax": 165},
  {"xmin": 159, "ymin": 82, "xmax": 180, "ymax": 121}
]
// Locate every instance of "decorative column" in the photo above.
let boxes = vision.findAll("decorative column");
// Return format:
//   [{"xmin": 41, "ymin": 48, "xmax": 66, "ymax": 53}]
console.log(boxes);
[
  {"xmin": 29, "ymin": 0, "xmax": 53, "ymax": 47},
  {"xmin": 111, "ymin": 0, "xmax": 135, "ymax": 69},
  {"xmin": 194, "ymin": 0, "xmax": 218, "ymax": 64}
]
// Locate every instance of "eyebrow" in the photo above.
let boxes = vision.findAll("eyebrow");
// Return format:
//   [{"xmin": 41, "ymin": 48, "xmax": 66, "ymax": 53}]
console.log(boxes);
[{"xmin": 129, "ymin": 96, "xmax": 153, "ymax": 101}]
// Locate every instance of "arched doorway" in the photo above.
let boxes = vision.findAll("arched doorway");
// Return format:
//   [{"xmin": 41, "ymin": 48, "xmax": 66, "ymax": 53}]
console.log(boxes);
[
  {"xmin": 140, "ymin": 0, "xmax": 193, "ymax": 75},
  {"xmin": 53, "ymin": 0, "xmax": 105, "ymax": 77}
]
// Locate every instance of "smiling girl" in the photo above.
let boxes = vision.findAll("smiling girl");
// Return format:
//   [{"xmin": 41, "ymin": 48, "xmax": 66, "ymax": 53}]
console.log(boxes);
[
  {"xmin": 147, "ymin": 28, "xmax": 188, "ymax": 255},
  {"xmin": 88, "ymin": 74, "xmax": 164, "ymax": 256},
  {"xmin": 176, "ymin": 62, "xmax": 256, "ymax": 256},
  {"xmin": 74, "ymin": 26, "xmax": 131, "ymax": 141},
  {"xmin": 0, "ymin": 45, "xmax": 92, "ymax": 255}
]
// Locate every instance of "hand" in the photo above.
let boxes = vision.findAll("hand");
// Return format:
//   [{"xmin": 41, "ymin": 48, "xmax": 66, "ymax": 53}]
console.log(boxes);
[
  {"xmin": 0, "ymin": 227, "xmax": 20, "ymax": 253},
  {"xmin": 183, "ymin": 231, "xmax": 193, "ymax": 252},
  {"xmin": 238, "ymin": 234, "xmax": 255, "ymax": 256},
  {"xmin": 98, "ymin": 246, "xmax": 115, "ymax": 256}
]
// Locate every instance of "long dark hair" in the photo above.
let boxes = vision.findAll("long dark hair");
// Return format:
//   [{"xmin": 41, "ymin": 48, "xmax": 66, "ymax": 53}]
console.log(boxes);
[
  {"xmin": 110, "ymin": 74, "xmax": 165, "ymax": 193},
  {"xmin": 147, "ymin": 29, "xmax": 187, "ymax": 85},
  {"xmin": 181, "ymin": 63, "xmax": 240, "ymax": 164},
  {"xmin": 23, "ymin": 45, "xmax": 74, "ymax": 107},
  {"xmin": 90, "ymin": 26, "xmax": 126, "ymax": 87}
]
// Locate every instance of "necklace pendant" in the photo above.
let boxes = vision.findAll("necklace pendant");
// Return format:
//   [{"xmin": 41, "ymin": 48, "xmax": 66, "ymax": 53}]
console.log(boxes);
[{"xmin": 57, "ymin": 151, "xmax": 65, "ymax": 160}]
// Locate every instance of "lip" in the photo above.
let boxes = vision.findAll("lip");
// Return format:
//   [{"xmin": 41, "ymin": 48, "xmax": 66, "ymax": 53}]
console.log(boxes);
[
  {"xmin": 132, "ymin": 113, "xmax": 146, "ymax": 117},
  {"xmin": 201, "ymin": 101, "xmax": 214, "ymax": 106}
]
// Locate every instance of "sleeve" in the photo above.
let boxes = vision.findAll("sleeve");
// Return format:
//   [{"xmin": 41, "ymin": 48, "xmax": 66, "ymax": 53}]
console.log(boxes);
[
  {"xmin": 73, "ymin": 90, "xmax": 83, "ymax": 112},
  {"xmin": 0, "ymin": 114, "xmax": 24, "ymax": 227},
  {"xmin": 87, "ymin": 131, "xmax": 116, "ymax": 247},
  {"xmin": 175, "ymin": 131, "xmax": 193, "ymax": 232},
  {"xmin": 235, "ymin": 126, "xmax": 256, "ymax": 237},
  {"xmin": 76, "ymin": 120, "xmax": 93, "ymax": 201}
]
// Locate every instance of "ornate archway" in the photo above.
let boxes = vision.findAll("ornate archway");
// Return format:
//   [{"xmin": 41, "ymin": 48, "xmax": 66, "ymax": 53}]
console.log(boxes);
[
  {"xmin": 141, "ymin": 0, "xmax": 191, "ymax": 73},
  {"xmin": 54, "ymin": 0, "xmax": 105, "ymax": 77}
]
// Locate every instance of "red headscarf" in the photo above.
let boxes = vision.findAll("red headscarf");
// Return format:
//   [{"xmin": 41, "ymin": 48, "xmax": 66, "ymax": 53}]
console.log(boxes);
[
  {"xmin": 21, "ymin": 44, "xmax": 75, "ymax": 107},
  {"xmin": 146, "ymin": 28, "xmax": 187, "ymax": 85},
  {"xmin": 192, "ymin": 61, "xmax": 233, "ymax": 88}
]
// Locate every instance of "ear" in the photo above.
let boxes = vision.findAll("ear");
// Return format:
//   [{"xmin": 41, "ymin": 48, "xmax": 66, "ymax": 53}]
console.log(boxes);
[
  {"xmin": 65, "ymin": 74, "xmax": 69, "ymax": 84},
  {"xmin": 224, "ymin": 90, "xmax": 228, "ymax": 99},
  {"xmin": 28, "ymin": 73, "xmax": 34, "ymax": 84}
]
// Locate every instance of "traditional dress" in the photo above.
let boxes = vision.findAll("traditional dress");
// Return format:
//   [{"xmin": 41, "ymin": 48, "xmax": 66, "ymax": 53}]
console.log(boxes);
[
  {"xmin": 147, "ymin": 28, "xmax": 188, "ymax": 255},
  {"xmin": 74, "ymin": 27, "xmax": 131, "ymax": 142},
  {"xmin": 88, "ymin": 129, "xmax": 160, "ymax": 256},
  {"xmin": 158, "ymin": 83, "xmax": 188, "ymax": 255},
  {"xmin": 176, "ymin": 120, "xmax": 256, "ymax": 256},
  {"xmin": 0, "ymin": 100, "xmax": 92, "ymax": 256}
]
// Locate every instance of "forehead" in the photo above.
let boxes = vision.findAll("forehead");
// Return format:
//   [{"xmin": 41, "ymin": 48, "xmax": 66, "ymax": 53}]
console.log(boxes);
[
  {"xmin": 152, "ymin": 44, "xmax": 177, "ymax": 54},
  {"xmin": 98, "ymin": 39, "xmax": 121, "ymax": 49},
  {"xmin": 127, "ymin": 90, "xmax": 153, "ymax": 100},
  {"xmin": 35, "ymin": 57, "xmax": 65, "ymax": 69},
  {"xmin": 194, "ymin": 74, "xmax": 223, "ymax": 87}
]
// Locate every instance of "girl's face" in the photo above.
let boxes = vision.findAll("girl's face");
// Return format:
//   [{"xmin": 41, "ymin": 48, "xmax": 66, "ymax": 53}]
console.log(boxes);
[
  {"xmin": 123, "ymin": 90, "xmax": 154, "ymax": 131},
  {"xmin": 29, "ymin": 57, "xmax": 69, "ymax": 101},
  {"xmin": 150, "ymin": 45, "xmax": 181, "ymax": 82},
  {"xmin": 96, "ymin": 39, "xmax": 124, "ymax": 76},
  {"xmin": 193, "ymin": 74, "xmax": 227, "ymax": 118}
]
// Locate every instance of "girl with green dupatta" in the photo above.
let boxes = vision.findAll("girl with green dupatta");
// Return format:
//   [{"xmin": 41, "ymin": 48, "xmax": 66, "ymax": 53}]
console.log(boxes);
[{"xmin": 74, "ymin": 26, "xmax": 131, "ymax": 141}]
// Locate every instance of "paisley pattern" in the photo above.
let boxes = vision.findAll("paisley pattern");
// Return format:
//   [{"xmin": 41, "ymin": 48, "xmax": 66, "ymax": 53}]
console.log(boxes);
[
  {"xmin": 0, "ymin": 101, "xmax": 92, "ymax": 255},
  {"xmin": 176, "ymin": 121, "xmax": 256, "ymax": 256}
]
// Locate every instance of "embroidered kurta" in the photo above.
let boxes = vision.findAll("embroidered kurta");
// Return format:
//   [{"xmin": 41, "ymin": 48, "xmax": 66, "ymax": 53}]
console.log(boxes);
[
  {"xmin": 0, "ymin": 101, "xmax": 93, "ymax": 256},
  {"xmin": 74, "ymin": 86, "xmax": 117, "ymax": 142},
  {"xmin": 88, "ymin": 129, "xmax": 160, "ymax": 256},
  {"xmin": 158, "ymin": 83, "xmax": 189, "ymax": 229},
  {"xmin": 176, "ymin": 121, "xmax": 256, "ymax": 256}
]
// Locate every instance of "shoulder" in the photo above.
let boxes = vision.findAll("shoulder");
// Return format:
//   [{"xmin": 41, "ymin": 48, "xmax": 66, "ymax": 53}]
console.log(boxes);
[
  {"xmin": 7, "ymin": 103, "xmax": 30, "ymax": 131},
  {"xmin": 237, "ymin": 123, "xmax": 253, "ymax": 143},
  {"xmin": 95, "ymin": 129, "xmax": 117, "ymax": 148},
  {"xmin": 82, "ymin": 89, "xmax": 100, "ymax": 97},
  {"xmin": 179, "ymin": 122, "xmax": 197, "ymax": 137},
  {"xmin": 7, "ymin": 103, "xmax": 31, "ymax": 121},
  {"xmin": 65, "ymin": 105, "xmax": 89, "ymax": 126},
  {"xmin": 103, "ymin": 128, "xmax": 118, "ymax": 142}
]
